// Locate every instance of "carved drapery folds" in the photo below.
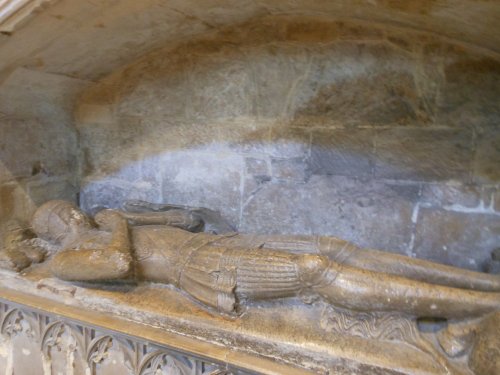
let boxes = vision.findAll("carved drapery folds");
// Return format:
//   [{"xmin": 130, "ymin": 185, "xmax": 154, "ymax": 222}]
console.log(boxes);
[{"xmin": 0, "ymin": 301, "xmax": 238, "ymax": 375}]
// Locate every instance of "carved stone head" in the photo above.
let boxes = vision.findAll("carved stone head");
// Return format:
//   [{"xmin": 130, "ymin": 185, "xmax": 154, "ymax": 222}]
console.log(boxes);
[{"xmin": 31, "ymin": 200, "xmax": 93, "ymax": 244}]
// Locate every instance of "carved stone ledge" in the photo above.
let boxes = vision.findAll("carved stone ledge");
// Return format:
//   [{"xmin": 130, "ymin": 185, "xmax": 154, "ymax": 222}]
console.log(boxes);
[
  {"xmin": 0, "ymin": 289, "xmax": 263, "ymax": 375},
  {"xmin": 0, "ymin": 280, "xmax": 330, "ymax": 375},
  {"xmin": 2, "ymin": 264, "xmax": 485, "ymax": 375}
]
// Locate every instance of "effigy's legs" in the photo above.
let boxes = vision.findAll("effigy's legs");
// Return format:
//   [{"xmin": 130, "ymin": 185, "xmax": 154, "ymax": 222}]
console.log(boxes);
[
  {"xmin": 313, "ymin": 260, "xmax": 500, "ymax": 319},
  {"xmin": 338, "ymin": 246, "xmax": 500, "ymax": 292},
  {"xmin": 261, "ymin": 235, "xmax": 500, "ymax": 291}
]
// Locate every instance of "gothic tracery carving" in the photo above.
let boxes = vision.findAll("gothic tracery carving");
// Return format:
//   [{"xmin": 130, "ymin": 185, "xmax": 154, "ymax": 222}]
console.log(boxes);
[{"xmin": 0, "ymin": 300, "xmax": 243, "ymax": 375}]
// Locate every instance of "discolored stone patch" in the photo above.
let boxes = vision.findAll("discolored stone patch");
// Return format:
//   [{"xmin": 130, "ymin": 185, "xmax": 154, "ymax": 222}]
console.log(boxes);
[
  {"xmin": 473, "ymin": 127, "xmax": 500, "ymax": 183},
  {"xmin": 421, "ymin": 183, "xmax": 481, "ymax": 209},
  {"xmin": 271, "ymin": 157, "xmax": 308, "ymax": 181},
  {"xmin": 374, "ymin": 128, "xmax": 473, "ymax": 181},
  {"xmin": 309, "ymin": 128, "xmax": 375, "ymax": 177},
  {"xmin": 414, "ymin": 208, "xmax": 500, "ymax": 270},
  {"xmin": 241, "ymin": 175, "xmax": 417, "ymax": 253},
  {"xmin": 26, "ymin": 178, "xmax": 78, "ymax": 206}
]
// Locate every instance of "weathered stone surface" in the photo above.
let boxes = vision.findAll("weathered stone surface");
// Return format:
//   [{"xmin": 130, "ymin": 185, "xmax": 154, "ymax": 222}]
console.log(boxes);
[
  {"xmin": 309, "ymin": 128, "xmax": 374, "ymax": 177},
  {"xmin": 271, "ymin": 157, "xmax": 307, "ymax": 181},
  {"xmin": 495, "ymin": 191, "xmax": 500, "ymax": 213},
  {"xmin": 80, "ymin": 178, "xmax": 160, "ymax": 214},
  {"xmin": 240, "ymin": 179, "xmax": 312, "ymax": 235},
  {"xmin": 294, "ymin": 42, "xmax": 431, "ymax": 126},
  {"xmin": 76, "ymin": 104, "xmax": 115, "ymax": 125},
  {"xmin": 249, "ymin": 45, "xmax": 312, "ymax": 119},
  {"xmin": 245, "ymin": 157, "xmax": 269, "ymax": 177},
  {"xmin": 0, "ymin": 7, "xmax": 498, "ymax": 274},
  {"xmin": 186, "ymin": 55, "xmax": 256, "ymax": 122},
  {"xmin": 267, "ymin": 126, "xmax": 310, "ymax": 158},
  {"xmin": 421, "ymin": 183, "xmax": 481, "ymax": 209},
  {"xmin": 414, "ymin": 208, "xmax": 500, "ymax": 270},
  {"xmin": 375, "ymin": 128, "xmax": 473, "ymax": 181},
  {"xmin": 73, "ymin": 28, "xmax": 498, "ymax": 269},
  {"xmin": 0, "ymin": 68, "xmax": 90, "ymax": 123},
  {"xmin": 437, "ymin": 54, "xmax": 500, "ymax": 129},
  {"xmin": 223, "ymin": 121, "xmax": 275, "ymax": 155},
  {"xmin": 0, "ymin": 183, "xmax": 18, "ymax": 220},
  {"xmin": 26, "ymin": 177, "xmax": 77, "ymax": 206},
  {"xmin": 159, "ymin": 152, "xmax": 244, "ymax": 226},
  {"xmin": 241, "ymin": 175, "xmax": 417, "ymax": 254},
  {"xmin": 473, "ymin": 127, "xmax": 500, "ymax": 183},
  {"xmin": 0, "ymin": 182, "xmax": 32, "ymax": 222},
  {"xmin": 1, "ymin": 7, "xmax": 500, "ymax": 373},
  {"xmin": 0, "ymin": 117, "xmax": 77, "ymax": 178}
]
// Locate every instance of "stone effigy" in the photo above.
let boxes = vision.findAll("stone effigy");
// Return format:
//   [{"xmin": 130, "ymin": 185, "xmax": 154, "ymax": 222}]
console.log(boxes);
[{"xmin": 1, "ymin": 199, "xmax": 499, "ymax": 375}]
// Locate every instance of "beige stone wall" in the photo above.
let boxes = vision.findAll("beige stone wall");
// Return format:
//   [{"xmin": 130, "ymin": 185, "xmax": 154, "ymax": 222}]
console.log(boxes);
[
  {"xmin": 76, "ymin": 17, "xmax": 500, "ymax": 271},
  {"xmin": 0, "ymin": 68, "xmax": 89, "ymax": 226}
]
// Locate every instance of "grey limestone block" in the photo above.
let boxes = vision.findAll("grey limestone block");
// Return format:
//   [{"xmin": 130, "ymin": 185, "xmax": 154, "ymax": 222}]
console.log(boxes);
[
  {"xmin": 271, "ymin": 157, "xmax": 308, "ymax": 181},
  {"xmin": 421, "ymin": 183, "xmax": 481, "ymax": 209},
  {"xmin": 309, "ymin": 128, "xmax": 375, "ymax": 177},
  {"xmin": 374, "ymin": 128, "xmax": 473, "ymax": 181},
  {"xmin": 241, "ymin": 175, "xmax": 418, "ymax": 254},
  {"xmin": 159, "ymin": 151, "xmax": 244, "ymax": 227},
  {"xmin": 80, "ymin": 178, "xmax": 160, "ymax": 214},
  {"xmin": 414, "ymin": 208, "xmax": 500, "ymax": 271},
  {"xmin": 473, "ymin": 127, "xmax": 500, "ymax": 184}
]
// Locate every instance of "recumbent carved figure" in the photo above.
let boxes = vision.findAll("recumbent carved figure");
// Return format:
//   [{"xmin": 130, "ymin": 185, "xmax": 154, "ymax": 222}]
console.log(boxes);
[{"xmin": 1, "ymin": 199, "xmax": 498, "ymax": 320}]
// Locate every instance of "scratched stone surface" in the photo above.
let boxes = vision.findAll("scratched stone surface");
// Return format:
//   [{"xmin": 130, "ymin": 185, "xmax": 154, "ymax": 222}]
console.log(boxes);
[{"xmin": 0, "ymin": 3, "xmax": 499, "ymax": 271}]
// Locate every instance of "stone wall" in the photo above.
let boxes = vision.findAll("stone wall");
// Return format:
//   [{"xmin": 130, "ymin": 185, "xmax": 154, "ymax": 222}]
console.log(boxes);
[
  {"xmin": 0, "ymin": 68, "xmax": 88, "ymax": 227},
  {"xmin": 76, "ymin": 17, "xmax": 500, "ymax": 271}
]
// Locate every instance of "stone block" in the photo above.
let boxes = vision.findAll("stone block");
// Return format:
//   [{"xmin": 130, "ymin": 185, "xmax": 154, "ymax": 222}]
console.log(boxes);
[
  {"xmin": 0, "ymin": 117, "xmax": 77, "ymax": 178},
  {"xmin": 271, "ymin": 158, "xmax": 307, "ymax": 181},
  {"xmin": 473, "ymin": 127, "xmax": 500, "ymax": 183},
  {"xmin": 26, "ymin": 177, "xmax": 78, "ymax": 206},
  {"xmin": 116, "ymin": 66, "xmax": 189, "ymax": 121},
  {"xmin": 79, "ymin": 115, "xmax": 157, "ymax": 177},
  {"xmin": 241, "ymin": 175, "xmax": 417, "ymax": 254},
  {"xmin": 245, "ymin": 157, "xmax": 269, "ymax": 177},
  {"xmin": 76, "ymin": 104, "xmax": 115, "ymax": 125},
  {"xmin": 309, "ymin": 128, "xmax": 374, "ymax": 177},
  {"xmin": 240, "ymin": 180, "xmax": 312, "ymax": 235},
  {"xmin": 249, "ymin": 46, "xmax": 312, "ymax": 119},
  {"xmin": 421, "ymin": 183, "xmax": 481, "ymax": 209},
  {"xmin": 436, "ymin": 55, "xmax": 500, "ymax": 129},
  {"xmin": 414, "ymin": 208, "xmax": 500, "ymax": 270},
  {"xmin": 80, "ymin": 178, "xmax": 160, "ymax": 214},
  {"xmin": 267, "ymin": 126, "xmax": 310, "ymax": 158},
  {"xmin": 223, "ymin": 123, "xmax": 310, "ymax": 157},
  {"xmin": 159, "ymin": 152, "xmax": 244, "ymax": 226},
  {"xmin": 0, "ymin": 67, "xmax": 90, "ymax": 123},
  {"xmin": 375, "ymin": 128, "xmax": 473, "ymax": 181},
  {"xmin": 221, "ymin": 120, "xmax": 274, "ymax": 155},
  {"xmin": 304, "ymin": 176, "xmax": 418, "ymax": 254},
  {"xmin": 185, "ymin": 56, "xmax": 256, "ymax": 122},
  {"xmin": 294, "ymin": 43, "xmax": 423, "ymax": 126}
]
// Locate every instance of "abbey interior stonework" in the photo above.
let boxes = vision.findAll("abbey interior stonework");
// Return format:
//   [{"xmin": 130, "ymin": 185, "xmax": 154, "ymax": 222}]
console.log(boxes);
[{"xmin": 0, "ymin": 1, "xmax": 499, "ymax": 374}]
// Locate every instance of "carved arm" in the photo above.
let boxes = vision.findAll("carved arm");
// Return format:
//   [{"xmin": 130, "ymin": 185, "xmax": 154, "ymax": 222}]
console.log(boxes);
[{"xmin": 50, "ymin": 211, "xmax": 133, "ymax": 282}]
